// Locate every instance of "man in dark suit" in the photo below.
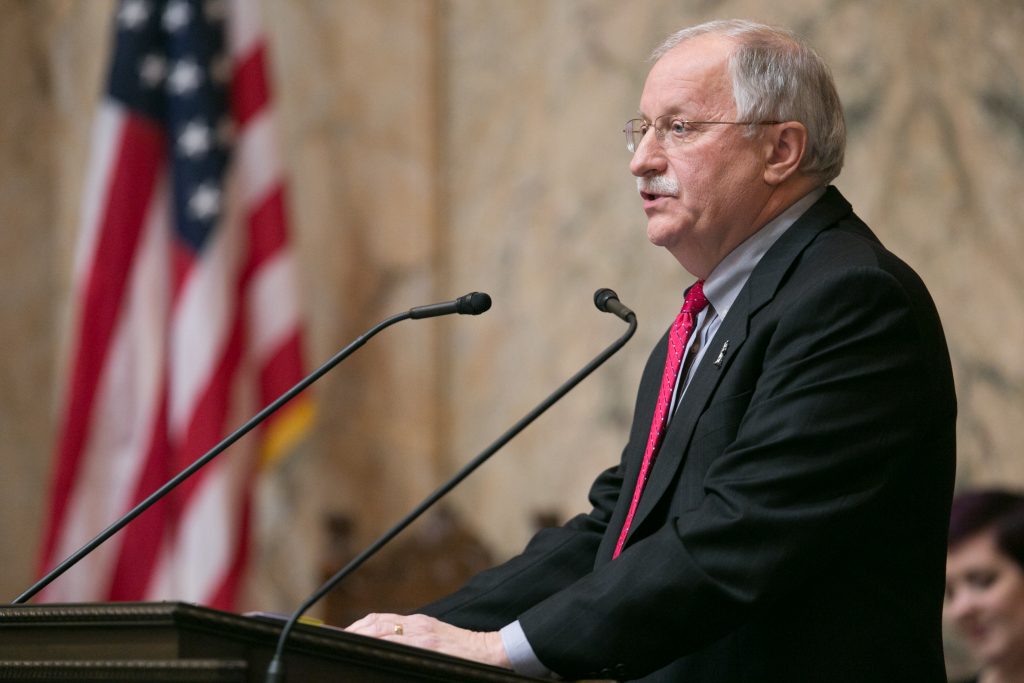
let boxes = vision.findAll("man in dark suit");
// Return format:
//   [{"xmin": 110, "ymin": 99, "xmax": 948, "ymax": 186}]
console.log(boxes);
[{"xmin": 347, "ymin": 19, "xmax": 956, "ymax": 681}]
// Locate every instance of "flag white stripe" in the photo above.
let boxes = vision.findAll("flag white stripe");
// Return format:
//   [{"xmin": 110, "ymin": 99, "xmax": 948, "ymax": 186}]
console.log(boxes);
[
  {"xmin": 235, "ymin": 109, "xmax": 280, "ymax": 208},
  {"xmin": 227, "ymin": 0, "xmax": 262, "ymax": 62},
  {"xmin": 72, "ymin": 102, "xmax": 124, "ymax": 288},
  {"xmin": 248, "ymin": 252, "xmax": 300, "ymax": 362}
]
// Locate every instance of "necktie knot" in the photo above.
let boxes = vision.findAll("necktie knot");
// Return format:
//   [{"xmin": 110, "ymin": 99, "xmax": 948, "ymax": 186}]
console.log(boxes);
[{"xmin": 682, "ymin": 280, "xmax": 708, "ymax": 316}]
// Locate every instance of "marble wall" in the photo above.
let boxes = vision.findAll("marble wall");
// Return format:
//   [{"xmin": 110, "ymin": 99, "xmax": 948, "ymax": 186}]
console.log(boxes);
[{"xmin": 1, "ymin": 3, "xmax": 1021, "ymax": 673}]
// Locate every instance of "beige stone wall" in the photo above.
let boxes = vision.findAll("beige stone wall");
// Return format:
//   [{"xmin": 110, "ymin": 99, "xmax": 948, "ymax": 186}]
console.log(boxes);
[
  {"xmin": 0, "ymin": 0, "xmax": 60, "ymax": 599},
  {"xmin": 2, "ymin": 4, "xmax": 1021, "ymax": 670}
]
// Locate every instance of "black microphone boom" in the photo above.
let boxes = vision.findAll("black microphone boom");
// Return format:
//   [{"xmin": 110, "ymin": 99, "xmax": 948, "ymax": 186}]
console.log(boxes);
[
  {"xmin": 409, "ymin": 291, "xmax": 491, "ymax": 319},
  {"xmin": 14, "ymin": 292, "xmax": 490, "ymax": 605},
  {"xmin": 265, "ymin": 288, "xmax": 638, "ymax": 682}
]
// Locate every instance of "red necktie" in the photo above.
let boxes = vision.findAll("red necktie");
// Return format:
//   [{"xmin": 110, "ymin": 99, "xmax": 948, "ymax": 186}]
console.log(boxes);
[{"xmin": 613, "ymin": 280, "xmax": 708, "ymax": 558}]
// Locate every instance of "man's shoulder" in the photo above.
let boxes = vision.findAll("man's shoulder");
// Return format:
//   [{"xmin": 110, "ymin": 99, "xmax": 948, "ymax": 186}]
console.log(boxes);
[
  {"xmin": 786, "ymin": 196, "xmax": 928, "ymax": 294},
  {"xmin": 754, "ymin": 190, "xmax": 925, "ymax": 306}
]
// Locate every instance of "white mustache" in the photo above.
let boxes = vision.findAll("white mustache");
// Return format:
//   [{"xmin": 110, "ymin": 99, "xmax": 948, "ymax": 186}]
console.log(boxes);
[{"xmin": 637, "ymin": 174, "xmax": 679, "ymax": 196}]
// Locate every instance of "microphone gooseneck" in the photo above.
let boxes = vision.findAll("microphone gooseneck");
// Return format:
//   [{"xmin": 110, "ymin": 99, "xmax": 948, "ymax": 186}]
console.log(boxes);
[
  {"xmin": 14, "ymin": 292, "xmax": 490, "ymax": 606},
  {"xmin": 265, "ymin": 288, "xmax": 637, "ymax": 682}
]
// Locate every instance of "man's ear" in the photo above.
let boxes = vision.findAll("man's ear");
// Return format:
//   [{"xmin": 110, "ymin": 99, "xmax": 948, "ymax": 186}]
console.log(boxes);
[{"xmin": 763, "ymin": 121, "xmax": 808, "ymax": 186}]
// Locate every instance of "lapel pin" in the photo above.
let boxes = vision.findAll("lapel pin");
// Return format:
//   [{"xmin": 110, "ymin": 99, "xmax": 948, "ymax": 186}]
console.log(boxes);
[{"xmin": 714, "ymin": 340, "xmax": 729, "ymax": 367}]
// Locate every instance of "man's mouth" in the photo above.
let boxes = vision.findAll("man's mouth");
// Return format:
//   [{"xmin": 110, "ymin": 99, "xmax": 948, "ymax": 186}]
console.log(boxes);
[{"xmin": 640, "ymin": 190, "xmax": 673, "ymax": 203}]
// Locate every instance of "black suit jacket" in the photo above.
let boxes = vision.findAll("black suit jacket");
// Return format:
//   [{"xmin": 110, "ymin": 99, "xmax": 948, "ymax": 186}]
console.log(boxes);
[{"xmin": 422, "ymin": 187, "xmax": 957, "ymax": 682}]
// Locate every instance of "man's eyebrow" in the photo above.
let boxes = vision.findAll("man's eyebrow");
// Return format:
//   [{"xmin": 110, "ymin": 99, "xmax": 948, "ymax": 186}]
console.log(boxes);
[{"xmin": 636, "ymin": 107, "xmax": 692, "ymax": 120}]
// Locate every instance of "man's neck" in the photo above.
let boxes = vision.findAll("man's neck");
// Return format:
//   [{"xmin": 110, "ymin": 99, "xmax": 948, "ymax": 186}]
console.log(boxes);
[
  {"xmin": 749, "ymin": 176, "xmax": 823, "ymax": 237},
  {"xmin": 679, "ymin": 177, "xmax": 825, "ymax": 279}
]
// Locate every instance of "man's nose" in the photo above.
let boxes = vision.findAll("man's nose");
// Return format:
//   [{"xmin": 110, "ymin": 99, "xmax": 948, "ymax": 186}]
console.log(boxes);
[{"xmin": 629, "ymin": 130, "xmax": 668, "ymax": 178}]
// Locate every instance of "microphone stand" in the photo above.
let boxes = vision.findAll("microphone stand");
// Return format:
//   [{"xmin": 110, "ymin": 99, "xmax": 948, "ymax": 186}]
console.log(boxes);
[
  {"xmin": 265, "ymin": 297, "xmax": 637, "ymax": 682},
  {"xmin": 17, "ymin": 292, "xmax": 491, "ymax": 605}
]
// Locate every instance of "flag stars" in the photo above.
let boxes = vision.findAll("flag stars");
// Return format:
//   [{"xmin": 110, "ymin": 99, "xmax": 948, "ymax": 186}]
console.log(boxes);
[
  {"xmin": 188, "ymin": 182, "xmax": 222, "ymax": 222},
  {"xmin": 118, "ymin": 0, "xmax": 151, "ymax": 30},
  {"xmin": 139, "ymin": 54, "xmax": 167, "ymax": 88},
  {"xmin": 162, "ymin": 0, "xmax": 193, "ymax": 33},
  {"xmin": 167, "ymin": 58, "xmax": 203, "ymax": 95},
  {"xmin": 178, "ymin": 120, "xmax": 213, "ymax": 158}
]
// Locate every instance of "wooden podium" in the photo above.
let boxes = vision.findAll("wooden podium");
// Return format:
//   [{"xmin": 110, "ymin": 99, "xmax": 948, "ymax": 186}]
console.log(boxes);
[{"xmin": 0, "ymin": 602, "xmax": 544, "ymax": 682}]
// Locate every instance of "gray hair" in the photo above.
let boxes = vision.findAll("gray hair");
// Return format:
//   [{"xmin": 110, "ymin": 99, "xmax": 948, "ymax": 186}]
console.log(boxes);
[{"xmin": 652, "ymin": 20, "xmax": 846, "ymax": 184}]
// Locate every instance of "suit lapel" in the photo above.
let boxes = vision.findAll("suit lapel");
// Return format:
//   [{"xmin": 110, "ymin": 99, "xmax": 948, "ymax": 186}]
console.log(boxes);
[{"xmin": 622, "ymin": 187, "xmax": 854, "ymax": 544}]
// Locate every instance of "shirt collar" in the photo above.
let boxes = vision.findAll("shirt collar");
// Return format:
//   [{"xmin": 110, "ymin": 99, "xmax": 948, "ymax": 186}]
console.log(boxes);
[{"xmin": 702, "ymin": 186, "xmax": 826, "ymax": 320}]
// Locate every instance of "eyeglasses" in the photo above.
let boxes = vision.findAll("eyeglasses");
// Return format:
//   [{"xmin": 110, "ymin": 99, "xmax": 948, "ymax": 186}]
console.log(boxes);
[{"xmin": 623, "ymin": 114, "xmax": 780, "ymax": 153}]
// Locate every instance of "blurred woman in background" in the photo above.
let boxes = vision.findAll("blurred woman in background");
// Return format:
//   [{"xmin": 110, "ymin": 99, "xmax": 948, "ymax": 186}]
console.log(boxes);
[{"xmin": 945, "ymin": 490, "xmax": 1024, "ymax": 683}]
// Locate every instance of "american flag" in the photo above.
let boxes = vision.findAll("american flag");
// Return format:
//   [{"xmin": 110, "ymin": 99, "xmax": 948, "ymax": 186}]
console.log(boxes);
[{"xmin": 38, "ymin": 0, "xmax": 312, "ymax": 609}]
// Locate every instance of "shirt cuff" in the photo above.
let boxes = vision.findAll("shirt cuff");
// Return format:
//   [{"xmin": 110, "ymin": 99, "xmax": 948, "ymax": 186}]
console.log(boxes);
[{"xmin": 499, "ymin": 620, "xmax": 557, "ymax": 679}]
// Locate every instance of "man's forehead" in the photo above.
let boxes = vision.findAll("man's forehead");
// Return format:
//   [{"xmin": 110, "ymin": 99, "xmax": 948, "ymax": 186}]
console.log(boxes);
[{"xmin": 639, "ymin": 38, "xmax": 734, "ymax": 116}]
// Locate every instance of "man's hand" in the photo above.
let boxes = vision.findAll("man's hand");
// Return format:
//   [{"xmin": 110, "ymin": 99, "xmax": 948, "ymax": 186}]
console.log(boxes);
[{"xmin": 345, "ymin": 612, "xmax": 511, "ymax": 669}]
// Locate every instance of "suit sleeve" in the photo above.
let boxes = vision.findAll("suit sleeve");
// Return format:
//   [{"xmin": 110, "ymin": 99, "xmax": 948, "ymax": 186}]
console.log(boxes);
[
  {"xmin": 417, "ymin": 460, "xmax": 624, "ymax": 630},
  {"xmin": 515, "ymin": 265, "xmax": 955, "ymax": 680}
]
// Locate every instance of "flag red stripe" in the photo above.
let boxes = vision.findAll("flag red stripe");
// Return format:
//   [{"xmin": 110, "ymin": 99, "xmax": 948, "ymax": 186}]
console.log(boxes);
[
  {"xmin": 40, "ymin": 115, "xmax": 165, "ymax": 571},
  {"xmin": 171, "ymin": 239, "xmax": 198, "ymax": 307},
  {"xmin": 243, "ymin": 185, "xmax": 288, "ymax": 282},
  {"xmin": 259, "ymin": 331, "xmax": 305, "ymax": 407},
  {"xmin": 231, "ymin": 44, "xmax": 270, "ymax": 127}
]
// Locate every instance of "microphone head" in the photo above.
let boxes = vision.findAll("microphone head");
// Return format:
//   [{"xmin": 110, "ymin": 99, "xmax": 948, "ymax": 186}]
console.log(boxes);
[
  {"xmin": 593, "ymin": 288, "xmax": 619, "ymax": 312},
  {"xmin": 456, "ymin": 292, "xmax": 492, "ymax": 315}
]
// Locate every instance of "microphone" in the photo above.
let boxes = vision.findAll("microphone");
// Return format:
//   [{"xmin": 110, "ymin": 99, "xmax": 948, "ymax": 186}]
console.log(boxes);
[
  {"xmin": 410, "ymin": 292, "xmax": 491, "ymax": 319},
  {"xmin": 14, "ymin": 292, "xmax": 491, "ymax": 605},
  {"xmin": 594, "ymin": 288, "xmax": 635, "ymax": 323},
  {"xmin": 265, "ymin": 289, "xmax": 638, "ymax": 682}
]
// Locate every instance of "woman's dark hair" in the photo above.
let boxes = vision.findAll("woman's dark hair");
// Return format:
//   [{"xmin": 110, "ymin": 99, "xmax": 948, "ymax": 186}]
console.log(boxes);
[{"xmin": 949, "ymin": 489, "xmax": 1024, "ymax": 570}]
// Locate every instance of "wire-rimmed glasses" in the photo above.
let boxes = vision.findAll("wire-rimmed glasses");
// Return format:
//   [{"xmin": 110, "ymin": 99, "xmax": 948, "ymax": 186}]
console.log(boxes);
[{"xmin": 623, "ymin": 114, "xmax": 780, "ymax": 153}]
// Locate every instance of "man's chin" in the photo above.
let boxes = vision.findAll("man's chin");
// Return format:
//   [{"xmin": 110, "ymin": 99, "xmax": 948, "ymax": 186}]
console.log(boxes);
[{"xmin": 646, "ymin": 220, "xmax": 679, "ymax": 249}]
